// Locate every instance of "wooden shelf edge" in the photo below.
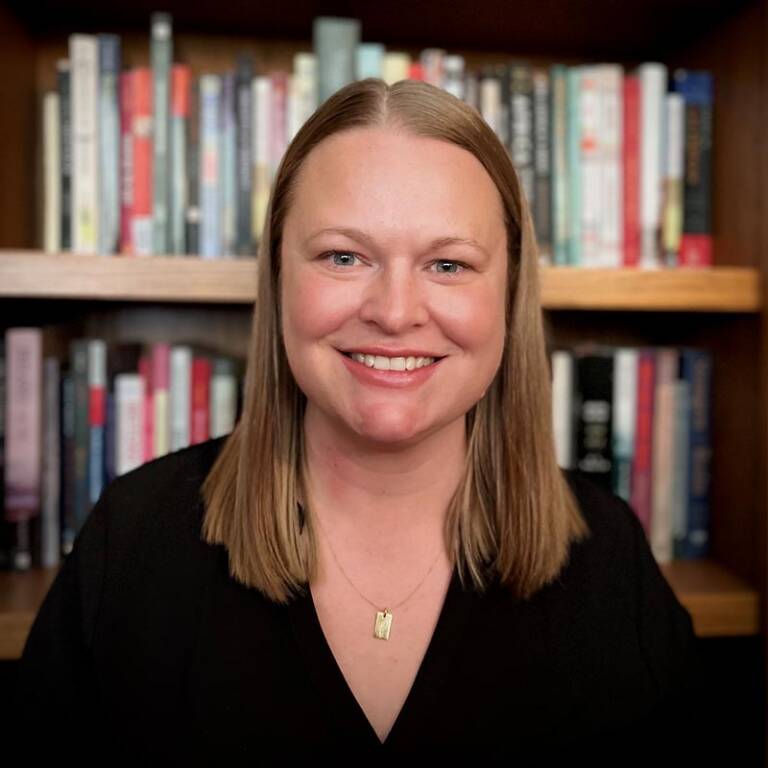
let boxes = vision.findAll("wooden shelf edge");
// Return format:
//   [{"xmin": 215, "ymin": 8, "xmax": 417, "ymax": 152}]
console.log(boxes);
[
  {"xmin": 0, "ymin": 557, "xmax": 760, "ymax": 659},
  {"xmin": 0, "ymin": 251, "xmax": 762, "ymax": 311},
  {"xmin": 660, "ymin": 559, "xmax": 761, "ymax": 637}
]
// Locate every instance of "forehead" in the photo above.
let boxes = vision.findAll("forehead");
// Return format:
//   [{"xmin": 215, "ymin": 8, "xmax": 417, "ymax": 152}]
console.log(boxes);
[{"xmin": 284, "ymin": 127, "xmax": 507, "ymax": 250}]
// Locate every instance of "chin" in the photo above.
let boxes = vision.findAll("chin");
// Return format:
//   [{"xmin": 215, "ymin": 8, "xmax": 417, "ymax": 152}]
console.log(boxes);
[{"xmin": 351, "ymin": 407, "xmax": 428, "ymax": 446}]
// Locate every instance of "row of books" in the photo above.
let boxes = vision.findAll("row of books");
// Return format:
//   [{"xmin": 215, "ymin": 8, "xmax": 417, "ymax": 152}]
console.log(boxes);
[
  {"xmin": 42, "ymin": 13, "xmax": 713, "ymax": 268},
  {"xmin": 551, "ymin": 344, "xmax": 712, "ymax": 564},
  {"xmin": 0, "ymin": 327, "xmax": 245, "ymax": 571}
]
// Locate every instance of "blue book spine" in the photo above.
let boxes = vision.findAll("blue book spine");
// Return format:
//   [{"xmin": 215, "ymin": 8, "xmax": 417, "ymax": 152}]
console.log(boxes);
[
  {"xmin": 566, "ymin": 67, "xmax": 582, "ymax": 266},
  {"xmin": 200, "ymin": 74, "xmax": 221, "ymax": 258},
  {"xmin": 679, "ymin": 348, "xmax": 712, "ymax": 558},
  {"xmin": 222, "ymin": 70, "xmax": 237, "ymax": 257},
  {"xmin": 88, "ymin": 340, "xmax": 106, "ymax": 507}
]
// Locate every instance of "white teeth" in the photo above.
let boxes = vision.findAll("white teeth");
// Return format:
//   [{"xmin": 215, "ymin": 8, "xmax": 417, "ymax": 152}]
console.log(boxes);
[{"xmin": 349, "ymin": 352, "xmax": 438, "ymax": 370}]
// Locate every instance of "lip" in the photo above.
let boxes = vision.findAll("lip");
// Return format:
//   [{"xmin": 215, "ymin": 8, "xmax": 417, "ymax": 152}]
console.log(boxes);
[
  {"xmin": 336, "ymin": 346, "xmax": 445, "ymax": 359},
  {"xmin": 337, "ymin": 348, "xmax": 443, "ymax": 388}
]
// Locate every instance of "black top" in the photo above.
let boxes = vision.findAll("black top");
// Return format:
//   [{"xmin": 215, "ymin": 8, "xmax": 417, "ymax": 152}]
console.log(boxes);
[{"xmin": 14, "ymin": 435, "xmax": 706, "ymax": 765}]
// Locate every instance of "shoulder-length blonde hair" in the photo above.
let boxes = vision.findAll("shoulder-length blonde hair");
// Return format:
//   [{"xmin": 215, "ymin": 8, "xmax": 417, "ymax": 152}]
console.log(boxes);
[{"xmin": 201, "ymin": 77, "xmax": 589, "ymax": 604}]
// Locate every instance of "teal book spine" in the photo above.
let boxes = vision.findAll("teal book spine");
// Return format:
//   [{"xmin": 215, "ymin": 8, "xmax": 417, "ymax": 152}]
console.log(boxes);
[{"xmin": 152, "ymin": 12, "xmax": 173, "ymax": 254}]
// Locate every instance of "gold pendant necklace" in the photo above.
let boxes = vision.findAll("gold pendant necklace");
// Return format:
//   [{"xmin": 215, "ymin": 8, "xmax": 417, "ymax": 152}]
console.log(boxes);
[{"xmin": 312, "ymin": 508, "xmax": 444, "ymax": 641}]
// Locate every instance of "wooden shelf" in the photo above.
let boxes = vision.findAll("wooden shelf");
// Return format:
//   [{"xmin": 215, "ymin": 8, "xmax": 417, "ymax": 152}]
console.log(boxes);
[
  {"xmin": 0, "ymin": 557, "xmax": 759, "ymax": 659},
  {"xmin": 660, "ymin": 560, "xmax": 761, "ymax": 638},
  {"xmin": 0, "ymin": 251, "xmax": 761, "ymax": 312}
]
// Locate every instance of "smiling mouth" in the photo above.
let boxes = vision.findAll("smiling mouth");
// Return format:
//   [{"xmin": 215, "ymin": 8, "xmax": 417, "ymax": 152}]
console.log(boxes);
[{"xmin": 340, "ymin": 351, "xmax": 444, "ymax": 371}]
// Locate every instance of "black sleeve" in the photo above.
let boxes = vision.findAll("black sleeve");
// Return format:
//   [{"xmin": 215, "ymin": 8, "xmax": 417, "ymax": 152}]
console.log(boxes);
[{"xmin": 12, "ymin": 486, "xmax": 111, "ymax": 761}]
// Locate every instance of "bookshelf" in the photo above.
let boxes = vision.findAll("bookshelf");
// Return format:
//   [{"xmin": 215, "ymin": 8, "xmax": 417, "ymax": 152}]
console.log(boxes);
[{"xmin": 0, "ymin": 0, "xmax": 765, "ymax": 739}]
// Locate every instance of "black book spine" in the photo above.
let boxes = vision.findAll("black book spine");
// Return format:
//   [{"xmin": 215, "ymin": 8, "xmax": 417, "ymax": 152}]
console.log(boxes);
[
  {"xmin": 236, "ymin": 54, "xmax": 254, "ymax": 257},
  {"xmin": 58, "ymin": 61, "xmax": 72, "ymax": 251}
]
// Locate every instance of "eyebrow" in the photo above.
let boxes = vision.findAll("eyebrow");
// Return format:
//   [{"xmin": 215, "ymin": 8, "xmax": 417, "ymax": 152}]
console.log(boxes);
[{"xmin": 306, "ymin": 226, "xmax": 490, "ymax": 258}]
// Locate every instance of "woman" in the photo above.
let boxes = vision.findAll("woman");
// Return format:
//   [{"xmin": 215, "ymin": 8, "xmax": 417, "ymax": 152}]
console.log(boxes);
[{"xmin": 16, "ymin": 78, "xmax": 700, "ymax": 763}]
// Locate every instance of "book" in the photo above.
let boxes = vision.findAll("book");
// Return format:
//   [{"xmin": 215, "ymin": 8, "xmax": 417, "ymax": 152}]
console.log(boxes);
[
  {"xmin": 313, "ymin": 16, "xmax": 361, "ymax": 104},
  {"xmin": 151, "ymin": 12, "xmax": 173, "ymax": 255},
  {"xmin": 98, "ymin": 33, "xmax": 121, "ymax": 255}
]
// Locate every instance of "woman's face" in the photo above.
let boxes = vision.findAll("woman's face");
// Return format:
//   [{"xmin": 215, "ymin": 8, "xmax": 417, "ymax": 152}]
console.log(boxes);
[{"xmin": 280, "ymin": 126, "xmax": 508, "ymax": 446}]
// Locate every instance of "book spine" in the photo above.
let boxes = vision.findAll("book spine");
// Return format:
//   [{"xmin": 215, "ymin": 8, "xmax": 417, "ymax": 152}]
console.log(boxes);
[
  {"xmin": 236, "ymin": 56, "xmax": 254, "ymax": 256},
  {"xmin": 186, "ymin": 77, "xmax": 201, "ymax": 255},
  {"xmin": 662, "ymin": 93, "xmax": 685, "ymax": 266},
  {"xmin": 221, "ymin": 71, "xmax": 237, "ymax": 257},
  {"xmin": 550, "ymin": 65, "xmax": 569, "ymax": 266},
  {"xmin": 70, "ymin": 34, "xmax": 99, "ymax": 254},
  {"xmin": 443, "ymin": 54, "xmax": 464, "ymax": 101},
  {"xmin": 170, "ymin": 64, "xmax": 190, "ymax": 255},
  {"xmin": 200, "ymin": 74, "xmax": 222, "ymax": 259},
  {"xmin": 292, "ymin": 51, "xmax": 319, "ymax": 135},
  {"xmin": 574, "ymin": 349, "xmax": 614, "ymax": 491},
  {"xmin": 252, "ymin": 76, "xmax": 272, "ymax": 247},
  {"xmin": 43, "ymin": 92, "xmax": 61, "ymax": 253},
  {"xmin": 115, "ymin": 373, "xmax": 145, "ymax": 476},
  {"xmin": 169, "ymin": 345, "xmax": 192, "ymax": 452},
  {"xmin": 191, "ymin": 356, "xmax": 211, "ymax": 444},
  {"xmin": 270, "ymin": 71, "xmax": 289, "ymax": 181},
  {"xmin": 680, "ymin": 348, "xmax": 712, "ymax": 556},
  {"xmin": 211, "ymin": 357, "xmax": 238, "ymax": 439},
  {"xmin": 313, "ymin": 16, "xmax": 361, "ymax": 104},
  {"xmin": 120, "ymin": 70, "xmax": 135, "ymax": 254},
  {"xmin": 4, "ymin": 329, "xmax": 42, "ymax": 570},
  {"xmin": 509, "ymin": 63, "xmax": 534, "ymax": 207},
  {"xmin": 671, "ymin": 377, "xmax": 691, "ymax": 558},
  {"xmin": 132, "ymin": 68, "xmax": 154, "ymax": 256},
  {"xmin": 41, "ymin": 357, "xmax": 61, "ymax": 568},
  {"xmin": 532, "ymin": 68, "xmax": 552, "ymax": 264},
  {"xmin": 57, "ymin": 60, "xmax": 72, "ymax": 251},
  {"xmin": 87, "ymin": 340, "xmax": 106, "ymax": 506},
  {"xmin": 673, "ymin": 70, "xmax": 714, "ymax": 267},
  {"xmin": 98, "ymin": 34, "xmax": 121, "ymax": 255},
  {"xmin": 579, "ymin": 66, "xmax": 601, "ymax": 267},
  {"xmin": 381, "ymin": 52, "xmax": 411, "ymax": 86},
  {"xmin": 152, "ymin": 343, "xmax": 170, "ymax": 457},
  {"xmin": 479, "ymin": 68, "xmax": 503, "ymax": 143},
  {"xmin": 104, "ymin": 383, "xmax": 116, "ymax": 485},
  {"xmin": 612, "ymin": 348, "xmax": 638, "ymax": 503},
  {"xmin": 138, "ymin": 354, "xmax": 154, "ymax": 462},
  {"xmin": 600, "ymin": 65, "xmax": 623, "ymax": 267},
  {"xmin": 152, "ymin": 12, "xmax": 173, "ymax": 255},
  {"xmin": 630, "ymin": 349, "xmax": 656, "ymax": 536},
  {"xmin": 551, "ymin": 349, "xmax": 574, "ymax": 469},
  {"xmin": 639, "ymin": 63, "xmax": 667, "ymax": 268},
  {"xmin": 566, "ymin": 67, "xmax": 582, "ymax": 265},
  {"xmin": 650, "ymin": 348, "xmax": 678, "ymax": 563},
  {"xmin": 622, "ymin": 75, "xmax": 641, "ymax": 267},
  {"xmin": 60, "ymin": 370, "xmax": 76, "ymax": 555}
]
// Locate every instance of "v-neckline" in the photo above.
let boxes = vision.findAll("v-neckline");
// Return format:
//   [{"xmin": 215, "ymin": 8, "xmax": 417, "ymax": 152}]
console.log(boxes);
[{"xmin": 286, "ymin": 562, "xmax": 477, "ymax": 751}]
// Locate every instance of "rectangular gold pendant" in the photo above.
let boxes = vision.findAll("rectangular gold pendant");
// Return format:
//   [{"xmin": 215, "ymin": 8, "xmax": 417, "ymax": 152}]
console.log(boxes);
[{"xmin": 374, "ymin": 609, "xmax": 392, "ymax": 640}]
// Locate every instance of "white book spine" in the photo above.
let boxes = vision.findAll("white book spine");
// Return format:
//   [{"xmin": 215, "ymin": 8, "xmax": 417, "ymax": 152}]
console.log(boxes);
[
  {"xmin": 551, "ymin": 350, "xmax": 574, "ymax": 469},
  {"xmin": 599, "ymin": 65, "xmax": 624, "ymax": 267},
  {"xmin": 443, "ymin": 55, "xmax": 465, "ymax": 101},
  {"xmin": 292, "ymin": 52, "xmax": 318, "ymax": 137},
  {"xmin": 639, "ymin": 63, "xmax": 668, "ymax": 269},
  {"xmin": 43, "ymin": 92, "xmax": 61, "ymax": 253},
  {"xmin": 612, "ymin": 348, "xmax": 638, "ymax": 503},
  {"xmin": 70, "ymin": 34, "xmax": 99, "ymax": 254},
  {"xmin": 662, "ymin": 92, "xmax": 685, "ymax": 264},
  {"xmin": 252, "ymin": 76, "xmax": 272, "ymax": 246},
  {"xmin": 211, "ymin": 370, "xmax": 237, "ymax": 439},
  {"xmin": 579, "ymin": 66, "xmax": 601, "ymax": 266},
  {"xmin": 382, "ymin": 53, "xmax": 411, "ymax": 85},
  {"xmin": 115, "ymin": 373, "xmax": 145, "ymax": 476},
  {"xmin": 479, "ymin": 73, "xmax": 503, "ymax": 142},
  {"xmin": 169, "ymin": 345, "xmax": 192, "ymax": 452}
]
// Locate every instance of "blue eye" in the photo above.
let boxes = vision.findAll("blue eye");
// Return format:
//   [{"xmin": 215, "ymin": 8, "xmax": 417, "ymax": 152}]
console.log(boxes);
[
  {"xmin": 326, "ymin": 250, "xmax": 359, "ymax": 267},
  {"xmin": 433, "ymin": 260, "xmax": 465, "ymax": 274}
]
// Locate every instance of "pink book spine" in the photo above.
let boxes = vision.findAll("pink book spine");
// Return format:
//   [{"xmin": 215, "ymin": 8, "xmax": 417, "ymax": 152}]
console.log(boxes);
[
  {"xmin": 5, "ymin": 328, "xmax": 42, "ymax": 524},
  {"xmin": 138, "ymin": 354, "xmax": 154, "ymax": 462},
  {"xmin": 269, "ymin": 72, "xmax": 288, "ymax": 179},
  {"xmin": 191, "ymin": 356, "xmax": 211, "ymax": 445}
]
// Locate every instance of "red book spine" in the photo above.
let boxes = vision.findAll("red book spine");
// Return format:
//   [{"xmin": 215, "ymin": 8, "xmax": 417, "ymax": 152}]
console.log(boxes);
[
  {"xmin": 191, "ymin": 357, "xmax": 211, "ymax": 445},
  {"xmin": 679, "ymin": 234, "xmax": 713, "ymax": 267},
  {"xmin": 630, "ymin": 350, "xmax": 656, "ymax": 536},
  {"xmin": 119, "ymin": 70, "xmax": 134, "ymax": 254},
  {"xmin": 138, "ymin": 354, "xmax": 153, "ymax": 463},
  {"xmin": 623, "ymin": 75, "xmax": 641, "ymax": 267},
  {"xmin": 172, "ymin": 64, "xmax": 190, "ymax": 118},
  {"xmin": 132, "ymin": 67, "xmax": 153, "ymax": 255}
]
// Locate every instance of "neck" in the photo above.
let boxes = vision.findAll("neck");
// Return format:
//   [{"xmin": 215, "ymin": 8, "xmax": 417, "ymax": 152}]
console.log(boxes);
[{"xmin": 302, "ymin": 403, "xmax": 467, "ymax": 547}]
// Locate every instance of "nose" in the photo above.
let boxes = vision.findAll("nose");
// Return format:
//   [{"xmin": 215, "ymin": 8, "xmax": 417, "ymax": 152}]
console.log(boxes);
[{"xmin": 358, "ymin": 260, "xmax": 429, "ymax": 334}]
